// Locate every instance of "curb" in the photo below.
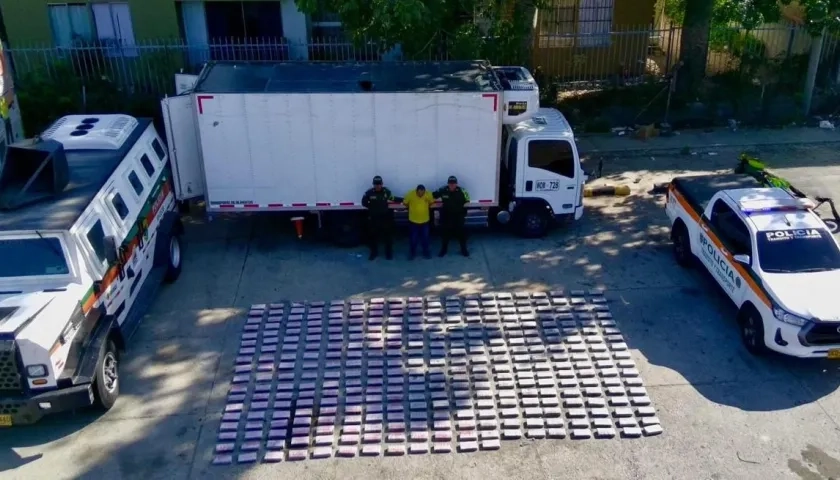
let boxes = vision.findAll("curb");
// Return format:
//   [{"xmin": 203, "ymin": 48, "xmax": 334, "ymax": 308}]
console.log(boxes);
[
  {"xmin": 580, "ymin": 139, "xmax": 840, "ymax": 159},
  {"xmin": 583, "ymin": 185, "xmax": 631, "ymax": 197}
]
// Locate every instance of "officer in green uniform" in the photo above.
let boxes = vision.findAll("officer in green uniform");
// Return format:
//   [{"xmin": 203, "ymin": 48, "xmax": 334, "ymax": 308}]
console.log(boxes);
[
  {"xmin": 434, "ymin": 175, "xmax": 470, "ymax": 257},
  {"xmin": 362, "ymin": 175, "xmax": 401, "ymax": 260}
]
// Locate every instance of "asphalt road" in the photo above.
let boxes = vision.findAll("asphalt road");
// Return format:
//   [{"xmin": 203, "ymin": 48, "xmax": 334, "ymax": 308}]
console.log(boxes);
[{"xmin": 3, "ymin": 144, "xmax": 840, "ymax": 480}]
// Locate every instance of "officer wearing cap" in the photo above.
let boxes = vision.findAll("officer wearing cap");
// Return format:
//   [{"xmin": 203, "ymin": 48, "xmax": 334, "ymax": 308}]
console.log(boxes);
[
  {"xmin": 434, "ymin": 175, "xmax": 470, "ymax": 257},
  {"xmin": 362, "ymin": 175, "xmax": 401, "ymax": 260}
]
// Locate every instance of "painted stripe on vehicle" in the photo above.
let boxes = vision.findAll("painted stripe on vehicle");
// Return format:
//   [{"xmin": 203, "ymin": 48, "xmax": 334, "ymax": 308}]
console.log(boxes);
[
  {"xmin": 670, "ymin": 186, "xmax": 772, "ymax": 308},
  {"xmin": 80, "ymin": 172, "xmax": 174, "ymax": 315},
  {"xmin": 209, "ymin": 201, "xmax": 494, "ymax": 209}
]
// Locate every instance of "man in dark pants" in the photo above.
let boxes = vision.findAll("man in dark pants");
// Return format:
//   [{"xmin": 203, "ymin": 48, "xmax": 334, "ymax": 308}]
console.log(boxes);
[
  {"xmin": 362, "ymin": 175, "xmax": 400, "ymax": 260},
  {"xmin": 434, "ymin": 175, "xmax": 470, "ymax": 257}
]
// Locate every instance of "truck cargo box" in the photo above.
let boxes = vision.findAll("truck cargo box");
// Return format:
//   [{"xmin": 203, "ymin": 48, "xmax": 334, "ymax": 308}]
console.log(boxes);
[{"xmin": 163, "ymin": 61, "xmax": 526, "ymax": 212}]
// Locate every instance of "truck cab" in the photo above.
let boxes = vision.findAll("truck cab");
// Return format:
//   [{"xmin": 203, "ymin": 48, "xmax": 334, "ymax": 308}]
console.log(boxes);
[{"xmin": 500, "ymin": 108, "xmax": 585, "ymax": 237}]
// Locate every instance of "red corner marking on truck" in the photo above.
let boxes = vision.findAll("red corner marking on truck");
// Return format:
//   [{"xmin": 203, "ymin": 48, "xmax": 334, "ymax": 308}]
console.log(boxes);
[
  {"xmin": 197, "ymin": 95, "xmax": 214, "ymax": 114},
  {"xmin": 482, "ymin": 93, "xmax": 498, "ymax": 112}
]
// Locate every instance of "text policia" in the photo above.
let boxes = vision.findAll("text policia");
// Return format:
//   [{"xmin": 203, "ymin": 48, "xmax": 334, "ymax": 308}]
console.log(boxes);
[{"xmin": 764, "ymin": 229, "xmax": 821, "ymax": 241}]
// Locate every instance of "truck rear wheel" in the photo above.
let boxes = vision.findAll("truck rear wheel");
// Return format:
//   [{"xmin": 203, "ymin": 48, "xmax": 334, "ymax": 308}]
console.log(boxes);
[
  {"xmin": 327, "ymin": 212, "xmax": 363, "ymax": 248},
  {"xmin": 93, "ymin": 340, "xmax": 120, "ymax": 411},
  {"xmin": 671, "ymin": 223, "xmax": 693, "ymax": 268},
  {"xmin": 738, "ymin": 306, "xmax": 768, "ymax": 356}
]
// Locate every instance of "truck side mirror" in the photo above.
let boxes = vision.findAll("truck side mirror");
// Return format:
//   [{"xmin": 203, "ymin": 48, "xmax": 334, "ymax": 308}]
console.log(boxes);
[
  {"xmin": 103, "ymin": 235, "xmax": 119, "ymax": 265},
  {"xmin": 733, "ymin": 254, "xmax": 750, "ymax": 265}
]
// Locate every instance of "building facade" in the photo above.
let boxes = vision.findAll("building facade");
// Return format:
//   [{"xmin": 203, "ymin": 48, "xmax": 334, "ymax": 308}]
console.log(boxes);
[{"xmin": 0, "ymin": 0, "xmax": 330, "ymax": 60}]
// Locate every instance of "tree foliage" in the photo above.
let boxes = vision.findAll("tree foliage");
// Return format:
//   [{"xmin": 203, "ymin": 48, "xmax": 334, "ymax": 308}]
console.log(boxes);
[
  {"xmin": 665, "ymin": 0, "xmax": 840, "ymax": 95},
  {"xmin": 294, "ymin": 0, "xmax": 548, "ymax": 64},
  {"xmin": 662, "ymin": 0, "xmax": 840, "ymax": 34}
]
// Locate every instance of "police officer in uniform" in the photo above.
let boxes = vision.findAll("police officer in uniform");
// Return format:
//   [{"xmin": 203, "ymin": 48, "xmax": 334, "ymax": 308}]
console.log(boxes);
[
  {"xmin": 434, "ymin": 175, "xmax": 470, "ymax": 257},
  {"xmin": 362, "ymin": 175, "xmax": 400, "ymax": 260}
]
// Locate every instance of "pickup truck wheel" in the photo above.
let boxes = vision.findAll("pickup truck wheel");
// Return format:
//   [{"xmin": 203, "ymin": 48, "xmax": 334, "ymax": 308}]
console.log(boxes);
[
  {"xmin": 517, "ymin": 209, "xmax": 550, "ymax": 238},
  {"xmin": 93, "ymin": 340, "xmax": 119, "ymax": 410},
  {"xmin": 739, "ymin": 307, "xmax": 768, "ymax": 356},
  {"xmin": 164, "ymin": 234, "xmax": 183, "ymax": 283},
  {"xmin": 671, "ymin": 224, "xmax": 693, "ymax": 268}
]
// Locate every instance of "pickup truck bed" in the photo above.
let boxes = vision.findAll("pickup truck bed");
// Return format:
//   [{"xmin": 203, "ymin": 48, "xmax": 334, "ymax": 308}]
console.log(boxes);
[{"xmin": 671, "ymin": 174, "xmax": 762, "ymax": 214}]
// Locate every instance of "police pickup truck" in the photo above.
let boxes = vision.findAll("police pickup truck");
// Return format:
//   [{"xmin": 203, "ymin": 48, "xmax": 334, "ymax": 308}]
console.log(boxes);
[
  {"xmin": 0, "ymin": 114, "xmax": 184, "ymax": 425},
  {"xmin": 666, "ymin": 174, "xmax": 840, "ymax": 358}
]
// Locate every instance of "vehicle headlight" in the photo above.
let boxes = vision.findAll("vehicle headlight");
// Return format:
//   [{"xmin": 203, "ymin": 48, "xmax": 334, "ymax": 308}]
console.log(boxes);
[
  {"xmin": 26, "ymin": 364, "xmax": 48, "ymax": 378},
  {"xmin": 773, "ymin": 307, "xmax": 809, "ymax": 327}
]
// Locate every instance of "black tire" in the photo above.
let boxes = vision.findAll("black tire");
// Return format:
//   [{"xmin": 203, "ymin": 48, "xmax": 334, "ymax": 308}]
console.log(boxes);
[
  {"xmin": 517, "ymin": 208, "xmax": 550, "ymax": 238},
  {"xmin": 328, "ymin": 213, "xmax": 363, "ymax": 248},
  {"xmin": 164, "ymin": 234, "xmax": 183, "ymax": 283},
  {"xmin": 671, "ymin": 223, "xmax": 693, "ymax": 268},
  {"xmin": 824, "ymin": 219, "xmax": 839, "ymax": 235},
  {"xmin": 177, "ymin": 200, "xmax": 191, "ymax": 215},
  {"xmin": 93, "ymin": 340, "xmax": 119, "ymax": 411},
  {"xmin": 739, "ymin": 306, "xmax": 768, "ymax": 356}
]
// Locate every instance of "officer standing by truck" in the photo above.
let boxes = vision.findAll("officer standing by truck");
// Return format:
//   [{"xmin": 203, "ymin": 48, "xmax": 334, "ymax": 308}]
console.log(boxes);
[
  {"xmin": 434, "ymin": 175, "xmax": 470, "ymax": 257},
  {"xmin": 362, "ymin": 175, "xmax": 401, "ymax": 260}
]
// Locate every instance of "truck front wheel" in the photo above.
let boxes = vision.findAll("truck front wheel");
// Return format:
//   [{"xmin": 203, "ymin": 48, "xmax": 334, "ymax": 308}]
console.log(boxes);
[
  {"xmin": 93, "ymin": 340, "xmax": 120, "ymax": 410},
  {"xmin": 516, "ymin": 209, "xmax": 550, "ymax": 238},
  {"xmin": 738, "ymin": 306, "xmax": 768, "ymax": 356},
  {"xmin": 671, "ymin": 223, "xmax": 693, "ymax": 268}
]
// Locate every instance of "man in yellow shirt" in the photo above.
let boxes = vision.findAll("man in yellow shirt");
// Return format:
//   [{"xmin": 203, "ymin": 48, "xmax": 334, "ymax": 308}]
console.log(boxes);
[{"xmin": 403, "ymin": 184, "xmax": 435, "ymax": 259}]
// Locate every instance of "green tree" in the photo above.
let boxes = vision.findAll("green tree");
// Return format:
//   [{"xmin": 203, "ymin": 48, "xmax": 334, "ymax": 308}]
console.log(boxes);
[
  {"xmin": 667, "ymin": 0, "xmax": 840, "ymax": 95},
  {"xmin": 294, "ymin": 0, "xmax": 547, "ymax": 64}
]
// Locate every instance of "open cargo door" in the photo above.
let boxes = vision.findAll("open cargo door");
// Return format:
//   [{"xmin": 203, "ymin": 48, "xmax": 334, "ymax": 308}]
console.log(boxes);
[{"xmin": 161, "ymin": 95, "xmax": 204, "ymax": 201}]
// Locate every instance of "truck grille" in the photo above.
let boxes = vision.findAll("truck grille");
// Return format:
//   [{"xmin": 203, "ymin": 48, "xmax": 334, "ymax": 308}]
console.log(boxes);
[
  {"xmin": 803, "ymin": 323, "xmax": 840, "ymax": 346},
  {"xmin": 0, "ymin": 399, "xmax": 25, "ymax": 416},
  {"xmin": 0, "ymin": 340, "xmax": 22, "ymax": 392}
]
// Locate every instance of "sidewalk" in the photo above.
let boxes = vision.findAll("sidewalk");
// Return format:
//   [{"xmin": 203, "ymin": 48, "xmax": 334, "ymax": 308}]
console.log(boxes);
[{"xmin": 577, "ymin": 126, "xmax": 840, "ymax": 157}]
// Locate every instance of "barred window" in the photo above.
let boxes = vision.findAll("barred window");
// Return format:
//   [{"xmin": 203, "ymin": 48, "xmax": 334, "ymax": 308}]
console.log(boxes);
[{"xmin": 538, "ymin": 0, "xmax": 614, "ymax": 49}]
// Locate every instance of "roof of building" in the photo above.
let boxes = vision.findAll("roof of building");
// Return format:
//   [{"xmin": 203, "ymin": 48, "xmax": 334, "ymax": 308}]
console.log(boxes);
[
  {"xmin": 191, "ymin": 61, "xmax": 503, "ymax": 94},
  {"xmin": 0, "ymin": 117, "xmax": 152, "ymax": 232},
  {"xmin": 509, "ymin": 108, "xmax": 574, "ymax": 139}
]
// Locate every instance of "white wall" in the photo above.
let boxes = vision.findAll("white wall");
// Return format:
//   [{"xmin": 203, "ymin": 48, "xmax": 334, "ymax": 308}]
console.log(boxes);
[{"xmin": 281, "ymin": 0, "xmax": 309, "ymax": 60}]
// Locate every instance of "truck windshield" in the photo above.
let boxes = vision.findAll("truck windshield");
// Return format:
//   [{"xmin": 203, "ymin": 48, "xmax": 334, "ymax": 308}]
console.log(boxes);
[
  {"xmin": 0, "ymin": 238, "xmax": 70, "ymax": 278},
  {"xmin": 757, "ymin": 228, "xmax": 840, "ymax": 273}
]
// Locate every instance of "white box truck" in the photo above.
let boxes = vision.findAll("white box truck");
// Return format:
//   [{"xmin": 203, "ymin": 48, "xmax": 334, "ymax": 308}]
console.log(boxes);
[{"xmin": 162, "ymin": 61, "xmax": 587, "ymax": 244}]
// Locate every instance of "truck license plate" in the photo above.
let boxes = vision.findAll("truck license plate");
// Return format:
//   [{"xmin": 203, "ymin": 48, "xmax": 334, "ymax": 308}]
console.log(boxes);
[
  {"xmin": 0, "ymin": 414, "xmax": 11, "ymax": 426},
  {"xmin": 828, "ymin": 349, "xmax": 840, "ymax": 360}
]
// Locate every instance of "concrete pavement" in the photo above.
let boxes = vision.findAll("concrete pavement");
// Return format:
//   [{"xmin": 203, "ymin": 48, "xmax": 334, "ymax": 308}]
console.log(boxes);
[
  {"xmin": 577, "ymin": 125, "xmax": 840, "ymax": 157},
  {"xmin": 3, "ymin": 143, "xmax": 840, "ymax": 480}
]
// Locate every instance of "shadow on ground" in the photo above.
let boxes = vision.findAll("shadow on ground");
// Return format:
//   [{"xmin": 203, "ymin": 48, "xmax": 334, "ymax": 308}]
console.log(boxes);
[{"xmin": 3, "ymin": 183, "xmax": 840, "ymax": 479}]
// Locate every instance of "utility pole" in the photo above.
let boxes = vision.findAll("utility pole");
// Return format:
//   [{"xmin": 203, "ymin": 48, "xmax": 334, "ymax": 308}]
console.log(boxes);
[{"xmin": 803, "ymin": 27, "xmax": 826, "ymax": 116}]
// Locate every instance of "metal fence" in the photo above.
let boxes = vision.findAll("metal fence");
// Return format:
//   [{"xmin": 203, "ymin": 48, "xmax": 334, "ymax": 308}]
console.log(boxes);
[
  {"xmin": 5, "ymin": 37, "xmax": 424, "ymax": 97},
  {"xmin": 6, "ymin": 25, "xmax": 840, "ymax": 97},
  {"xmin": 534, "ymin": 22, "xmax": 840, "ymax": 90}
]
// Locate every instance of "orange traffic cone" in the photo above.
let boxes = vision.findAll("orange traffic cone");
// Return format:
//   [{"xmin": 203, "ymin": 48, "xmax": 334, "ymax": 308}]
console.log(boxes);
[{"xmin": 291, "ymin": 216, "xmax": 304, "ymax": 239}]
